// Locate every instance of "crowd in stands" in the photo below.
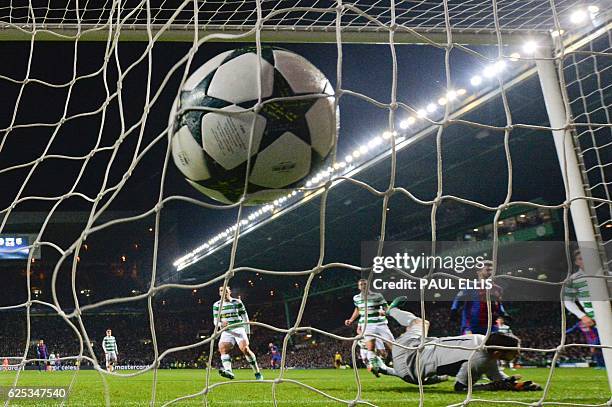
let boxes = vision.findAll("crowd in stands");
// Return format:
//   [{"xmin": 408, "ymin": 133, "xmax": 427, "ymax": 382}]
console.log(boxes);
[{"xmin": 0, "ymin": 300, "xmax": 596, "ymax": 370}]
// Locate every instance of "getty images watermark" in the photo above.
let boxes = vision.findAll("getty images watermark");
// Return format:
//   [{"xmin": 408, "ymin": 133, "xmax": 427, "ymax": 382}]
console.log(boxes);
[
  {"xmin": 361, "ymin": 241, "xmax": 608, "ymax": 301},
  {"xmin": 372, "ymin": 252, "xmax": 492, "ymax": 290}
]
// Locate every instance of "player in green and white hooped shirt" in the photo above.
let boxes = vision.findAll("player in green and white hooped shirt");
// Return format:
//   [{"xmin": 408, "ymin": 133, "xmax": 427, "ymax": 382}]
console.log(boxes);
[
  {"xmin": 345, "ymin": 279, "xmax": 394, "ymax": 376},
  {"xmin": 564, "ymin": 250, "xmax": 604, "ymax": 368},
  {"xmin": 102, "ymin": 329, "xmax": 118, "ymax": 372},
  {"xmin": 214, "ymin": 286, "xmax": 263, "ymax": 380}
]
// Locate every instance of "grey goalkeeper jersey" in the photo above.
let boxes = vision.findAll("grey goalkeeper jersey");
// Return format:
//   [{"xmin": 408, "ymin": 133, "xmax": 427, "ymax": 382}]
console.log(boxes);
[{"xmin": 392, "ymin": 333, "xmax": 507, "ymax": 386}]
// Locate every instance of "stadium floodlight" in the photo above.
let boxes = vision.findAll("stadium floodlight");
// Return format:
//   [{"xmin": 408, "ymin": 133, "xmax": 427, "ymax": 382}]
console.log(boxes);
[
  {"xmin": 483, "ymin": 65, "xmax": 496, "ymax": 78},
  {"xmin": 523, "ymin": 40, "xmax": 538, "ymax": 54},
  {"xmin": 470, "ymin": 75, "xmax": 483, "ymax": 86},
  {"xmin": 382, "ymin": 131, "xmax": 392, "ymax": 139},
  {"xmin": 509, "ymin": 52, "xmax": 521, "ymax": 61},
  {"xmin": 399, "ymin": 120, "xmax": 410, "ymax": 129},
  {"xmin": 587, "ymin": 5, "xmax": 599, "ymax": 13},
  {"xmin": 494, "ymin": 60, "xmax": 506, "ymax": 73},
  {"xmin": 570, "ymin": 9, "xmax": 588, "ymax": 24},
  {"xmin": 426, "ymin": 103, "xmax": 437, "ymax": 113},
  {"xmin": 446, "ymin": 90, "xmax": 457, "ymax": 101},
  {"xmin": 352, "ymin": 150, "xmax": 361, "ymax": 158},
  {"xmin": 345, "ymin": 155, "xmax": 353, "ymax": 163},
  {"xmin": 368, "ymin": 136, "xmax": 382, "ymax": 148},
  {"xmin": 416, "ymin": 109, "xmax": 426, "ymax": 118},
  {"xmin": 457, "ymin": 88, "xmax": 467, "ymax": 96},
  {"xmin": 359, "ymin": 145, "xmax": 368, "ymax": 154},
  {"xmin": 550, "ymin": 30, "xmax": 565, "ymax": 38},
  {"xmin": 438, "ymin": 97, "xmax": 447, "ymax": 106}
]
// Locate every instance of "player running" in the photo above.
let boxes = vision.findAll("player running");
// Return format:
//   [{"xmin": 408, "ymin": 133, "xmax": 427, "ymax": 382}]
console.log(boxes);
[
  {"xmin": 564, "ymin": 249, "xmax": 604, "ymax": 368},
  {"xmin": 214, "ymin": 286, "xmax": 263, "ymax": 380},
  {"xmin": 102, "ymin": 329, "xmax": 118, "ymax": 372},
  {"xmin": 345, "ymin": 279, "xmax": 394, "ymax": 370},
  {"xmin": 370, "ymin": 302, "xmax": 542, "ymax": 392},
  {"xmin": 268, "ymin": 343, "xmax": 281, "ymax": 369},
  {"xmin": 450, "ymin": 260, "xmax": 507, "ymax": 334},
  {"xmin": 36, "ymin": 339, "xmax": 48, "ymax": 372}
]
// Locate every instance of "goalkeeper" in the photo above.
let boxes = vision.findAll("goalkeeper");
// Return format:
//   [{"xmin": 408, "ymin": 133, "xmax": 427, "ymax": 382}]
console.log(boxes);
[{"xmin": 370, "ymin": 301, "xmax": 542, "ymax": 392}]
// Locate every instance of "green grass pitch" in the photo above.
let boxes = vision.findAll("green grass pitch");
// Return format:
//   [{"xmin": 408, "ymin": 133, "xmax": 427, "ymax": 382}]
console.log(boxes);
[{"xmin": 0, "ymin": 368, "xmax": 608, "ymax": 406}]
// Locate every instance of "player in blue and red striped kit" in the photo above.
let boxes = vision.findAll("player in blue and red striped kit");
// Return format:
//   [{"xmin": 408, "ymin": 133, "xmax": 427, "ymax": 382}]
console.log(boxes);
[
  {"xmin": 35, "ymin": 339, "xmax": 48, "ymax": 372},
  {"xmin": 268, "ymin": 343, "xmax": 281, "ymax": 369},
  {"xmin": 451, "ymin": 261, "xmax": 507, "ymax": 335}
]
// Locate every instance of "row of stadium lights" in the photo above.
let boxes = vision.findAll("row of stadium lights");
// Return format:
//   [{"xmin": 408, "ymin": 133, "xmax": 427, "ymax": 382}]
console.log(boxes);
[{"xmin": 173, "ymin": 6, "xmax": 601, "ymax": 269}]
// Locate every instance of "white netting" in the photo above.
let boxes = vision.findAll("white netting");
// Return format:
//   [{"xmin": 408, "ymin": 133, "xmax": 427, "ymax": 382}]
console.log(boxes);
[
  {"xmin": 0, "ymin": 0, "xmax": 594, "ymax": 34},
  {"xmin": 0, "ymin": 0, "xmax": 611, "ymax": 406}
]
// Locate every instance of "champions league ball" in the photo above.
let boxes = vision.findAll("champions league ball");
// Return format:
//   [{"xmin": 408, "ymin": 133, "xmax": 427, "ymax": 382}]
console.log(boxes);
[{"xmin": 169, "ymin": 47, "xmax": 336, "ymax": 205}]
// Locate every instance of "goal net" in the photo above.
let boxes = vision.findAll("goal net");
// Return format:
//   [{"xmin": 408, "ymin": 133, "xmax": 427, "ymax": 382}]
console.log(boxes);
[{"xmin": 0, "ymin": 0, "xmax": 611, "ymax": 406}]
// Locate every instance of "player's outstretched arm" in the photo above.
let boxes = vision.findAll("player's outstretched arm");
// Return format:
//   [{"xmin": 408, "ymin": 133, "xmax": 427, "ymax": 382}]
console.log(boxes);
[{"xmin": 345, "ymin": 307, "xmax": 359, "ymax": 326}]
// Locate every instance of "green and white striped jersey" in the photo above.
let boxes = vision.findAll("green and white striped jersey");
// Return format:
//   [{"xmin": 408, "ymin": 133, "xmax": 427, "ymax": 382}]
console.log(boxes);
[
  {"xmin": 102, "ymin": 335, "xmax": 118, "ymax": 353},
  {"xmin": 353, "ymin": 292, "xmax": 388, "ymax": 326},
  {"xmin": 497, "ymin": 324, "xmax": 512, "ymax": 334},
  {"xmin": 564, "ymin": 270, "xmax": 595, "ymax": 319},
  {"xmin": 213, "ymin": 297, "xmax": 249, "ymax": 331}
]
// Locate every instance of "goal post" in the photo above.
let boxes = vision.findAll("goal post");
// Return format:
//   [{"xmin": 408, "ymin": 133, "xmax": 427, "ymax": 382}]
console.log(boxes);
[
  {"xmin": 536, "ymin": 44, "xmax": 612, "ymax": 388},
  {"xmin": 0, "ymin": 24, "xmax": 555, "ymax": 46}
]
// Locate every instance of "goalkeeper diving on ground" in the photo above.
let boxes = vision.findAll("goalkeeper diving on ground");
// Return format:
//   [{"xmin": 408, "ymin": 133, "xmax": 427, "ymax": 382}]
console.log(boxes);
[{"xmin": 369, "ymin": 297, "xmax": 543, "ymax": 392}]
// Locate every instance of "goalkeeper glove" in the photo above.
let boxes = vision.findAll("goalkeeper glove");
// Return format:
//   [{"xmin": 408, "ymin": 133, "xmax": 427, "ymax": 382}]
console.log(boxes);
[{"xmin": 455, "ymin": 376, "xmax": 542, "ymax": 392}]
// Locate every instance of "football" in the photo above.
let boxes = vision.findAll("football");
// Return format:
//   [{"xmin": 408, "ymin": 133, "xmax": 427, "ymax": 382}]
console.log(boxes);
[{"xmin": 169, "ymin": 46, "xmax": 336, "ymax": 205}]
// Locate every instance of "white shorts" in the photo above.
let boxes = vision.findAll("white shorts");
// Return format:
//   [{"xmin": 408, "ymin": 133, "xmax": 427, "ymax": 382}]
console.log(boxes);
[
  {"xmin": 105, "ymin": 352, "xmax": 117, "ymax": 364},
  {"xmin": 219, "ymin": 327, "xmax": 249, "ymax": 346},
  {"xmin": 363, "ymin": 324, "xmax": 394, "ymax": 347}
]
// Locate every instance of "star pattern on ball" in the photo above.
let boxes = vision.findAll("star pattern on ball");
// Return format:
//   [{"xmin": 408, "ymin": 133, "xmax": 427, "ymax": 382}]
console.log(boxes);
[
  {"xmin": 177, "ymin": 71, "xmax": 230, "ymax": 144},
  {"xmin": 242, "ymin": 69, "xmax": 319, "ymax": 153}
]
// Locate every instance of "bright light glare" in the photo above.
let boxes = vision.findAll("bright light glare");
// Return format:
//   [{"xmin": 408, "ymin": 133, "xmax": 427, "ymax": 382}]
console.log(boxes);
[
  {"xmin": 426, "ymin": 103, "xmax": 437, "ymax": 113},
  {"xmin": 570, "ymin": 9, "xmax": 588, "ymax": 24},
  {"xmin": 446, "ymin": 90, "xmax": 457, "ymax": 100},
  {"xmin": 457, "ymin": 88, "xmax": 467, "ymax": 96},
  {"xmin": 399, "ymin": 120, "xmax": 410, "ymax": 129},
  {"xmin": 417, "ymin": 109, "xmax": 426, "ymax": 118},
  {"xmin": 382, "ymin": 131, "xmax": 392, "ymax": 139},
  {"xmin": 523, "ymin": 41, "xmax": 537, "ymax": 54},
  {"xmin": 587, "ymin": 5, "xmax": 599, "ymax": 13},
  {"xmin": 550, "ymin": 30, "xmax": 564, "ymax": 38},
  {"xmin": 483, "ymin": 65, "xmax": 495, "ymax": 78},
  {"xmin": 509, "ymin": 52, "xmax": 520, "ymax": 61},
  {"xmin": 470, "ymin": 75, "xmax": 482, "ymax": 86},
  {"xmin": 438, "ymin": 97, "xmax": 447, "ymax": 106},
  {"xmin": 368, "ymin": 136, "xmax": 382, "ymax": 148}
]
